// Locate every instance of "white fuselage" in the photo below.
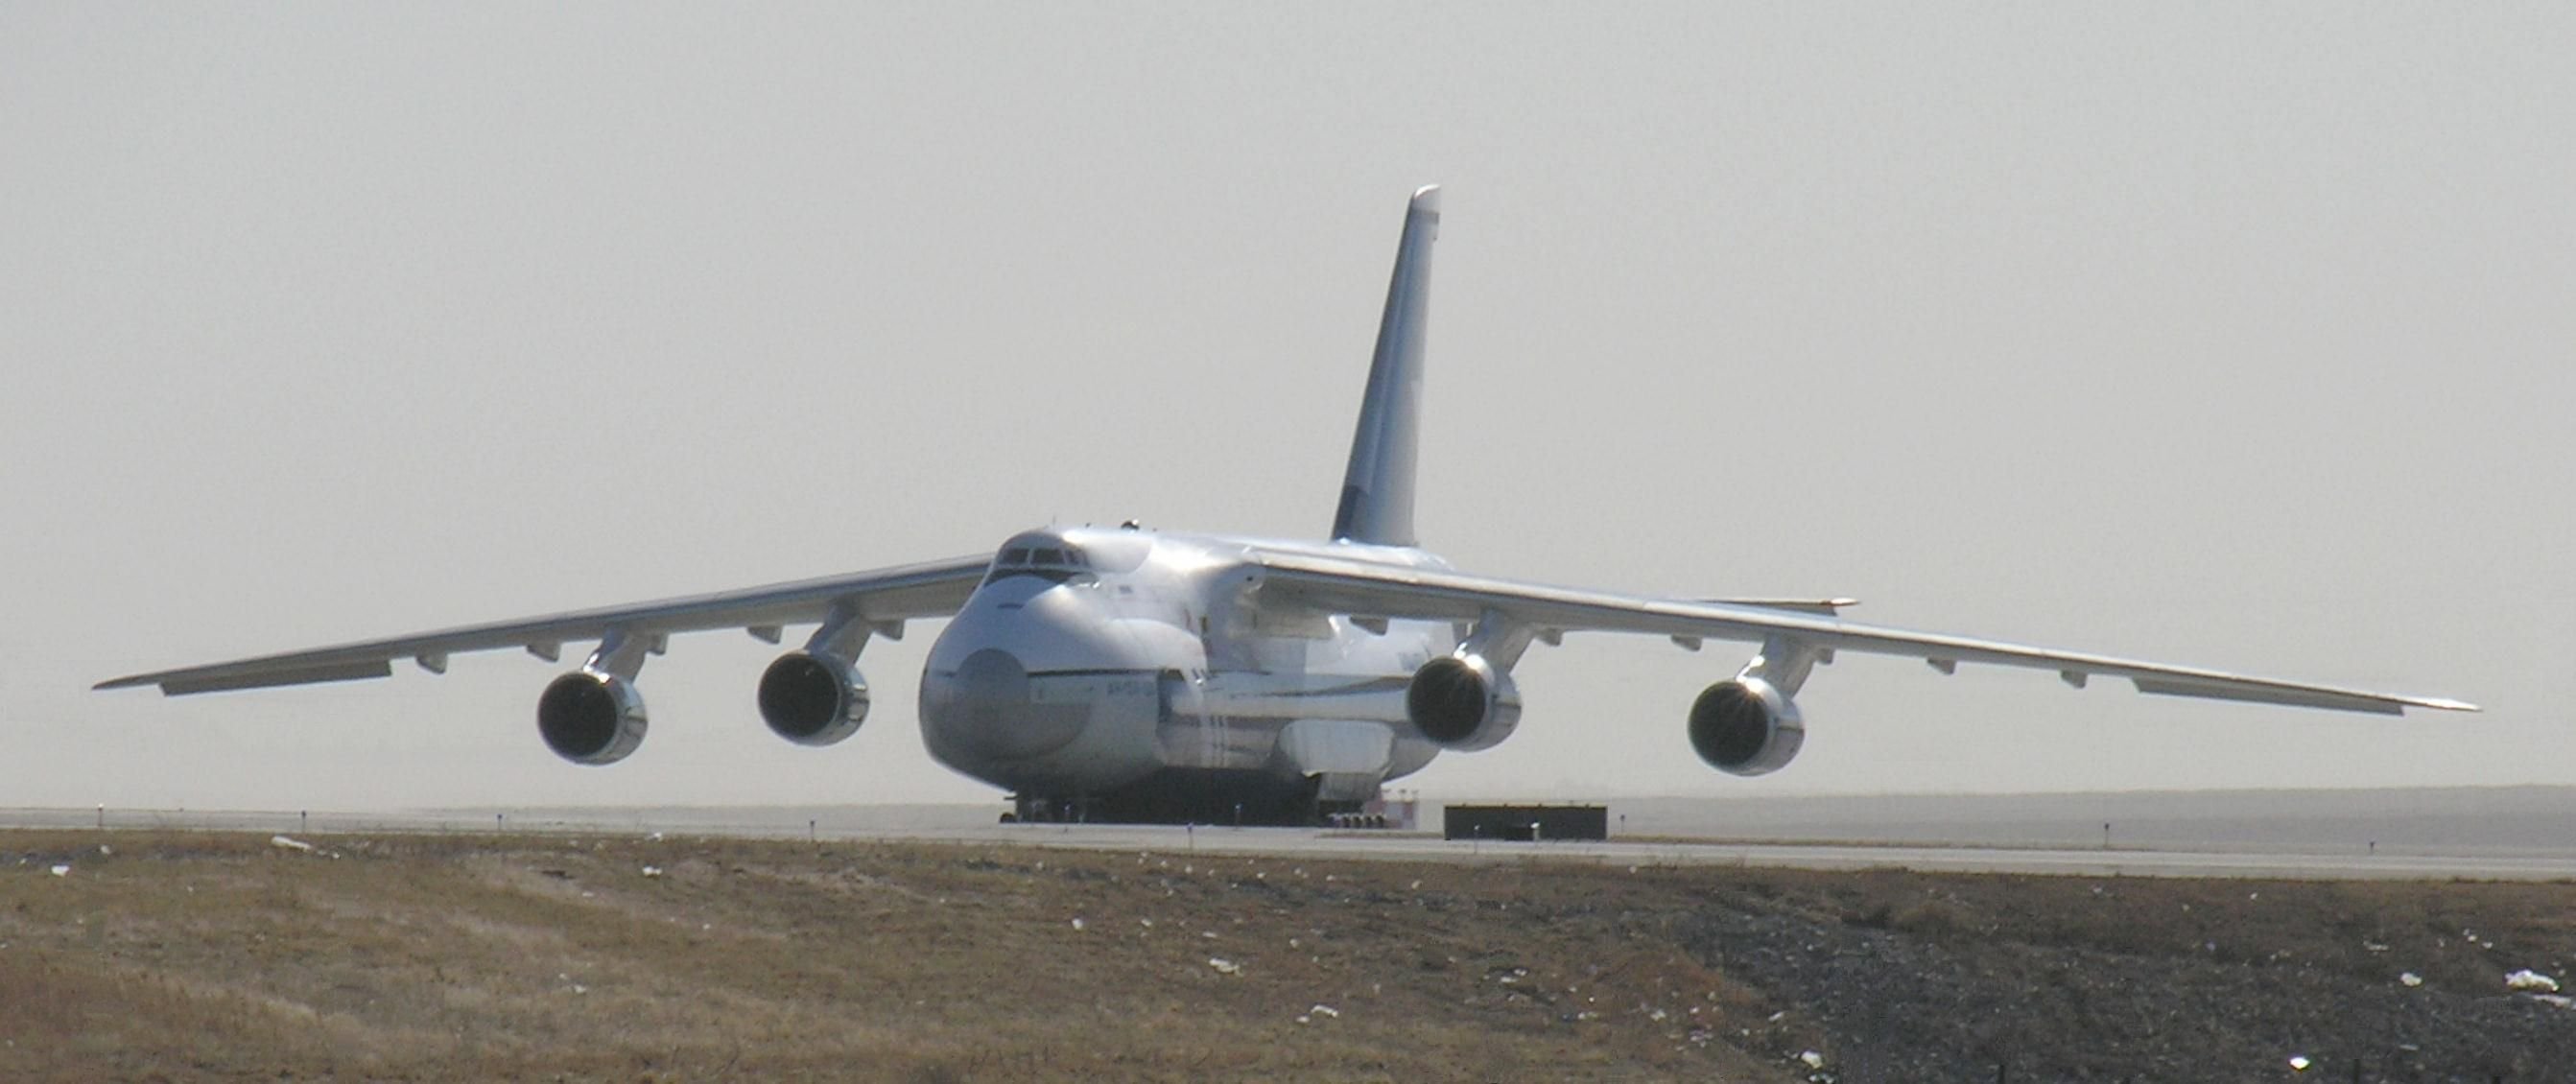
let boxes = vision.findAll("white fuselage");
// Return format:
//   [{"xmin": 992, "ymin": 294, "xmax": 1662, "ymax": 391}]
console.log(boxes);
[{"xmin": 916, "ymin": 525, "xmax": 1451, "ymax": 805}]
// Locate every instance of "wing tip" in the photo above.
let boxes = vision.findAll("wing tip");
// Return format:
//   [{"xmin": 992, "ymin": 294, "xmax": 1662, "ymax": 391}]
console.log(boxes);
[{"xmin": 2413, "ymin": 696, "xmax": 2482, "ymax": 713}]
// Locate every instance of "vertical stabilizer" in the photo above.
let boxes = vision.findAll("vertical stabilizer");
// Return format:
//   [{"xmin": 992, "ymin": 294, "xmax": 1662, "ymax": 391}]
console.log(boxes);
[{"xmin": 1332, "ymin": 185, "xmax": 1440, "ymax": 548}]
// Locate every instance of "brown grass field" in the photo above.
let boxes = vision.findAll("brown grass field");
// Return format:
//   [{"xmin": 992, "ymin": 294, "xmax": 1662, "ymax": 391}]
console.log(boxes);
[{"xmin": 2, "ymin": 829, "xmax": 2572, "ymax": 1081}]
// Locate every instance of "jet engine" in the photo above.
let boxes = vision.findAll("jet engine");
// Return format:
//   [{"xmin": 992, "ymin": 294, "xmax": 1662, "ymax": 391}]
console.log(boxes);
[
  {"xmin": 537, "ymin": 671, "xmax": 649, "ymax": 766},
  {"xmin": 1687, "ymin": 677, "xmax": 1805, "ymax": 776},
  {"xmin": 757, "ymin": 650, "xmax": 870, "ymax": 746},
  {"xmin": 1406, "ymin": 653, "xmax": 1522, "ymax": 751}
]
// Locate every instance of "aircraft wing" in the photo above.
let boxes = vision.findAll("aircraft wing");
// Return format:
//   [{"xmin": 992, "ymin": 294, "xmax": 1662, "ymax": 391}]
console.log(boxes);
[
  {"xmin": 96, "ymin": 554, "xmax": 992, "ymax": 695},
  {"xmin": 1246, "ymin": 551, "xmax": 2476, "ymax": 716}
]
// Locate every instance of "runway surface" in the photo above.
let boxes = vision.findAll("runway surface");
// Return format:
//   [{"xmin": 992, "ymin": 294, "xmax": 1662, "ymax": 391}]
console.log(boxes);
[
  {"xmin": 825, "ymin": 824, "xmax": 2576, "ymax": 882},
  {"xmin": 12, "ymin": 803, "xmax": 2576, "ymax": 882}
]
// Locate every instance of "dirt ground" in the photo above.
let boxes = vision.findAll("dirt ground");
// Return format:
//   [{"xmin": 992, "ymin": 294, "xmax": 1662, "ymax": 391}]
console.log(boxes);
[{"xmin": 0, "ymin": 830, "xmax": 2570, "ymax": 1082}]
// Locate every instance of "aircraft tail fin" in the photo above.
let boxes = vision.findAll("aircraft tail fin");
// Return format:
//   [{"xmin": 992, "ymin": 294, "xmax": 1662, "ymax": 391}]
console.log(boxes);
[{"xmin": 1332, "ymin": 185, "xmax": 1440, "ymax": 548}]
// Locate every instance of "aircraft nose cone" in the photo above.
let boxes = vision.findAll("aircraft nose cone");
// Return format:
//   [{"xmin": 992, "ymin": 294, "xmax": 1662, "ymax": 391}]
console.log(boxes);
[{"xmin": 939, "ymin": 648, "xmax": 1087, "ymax": 760}]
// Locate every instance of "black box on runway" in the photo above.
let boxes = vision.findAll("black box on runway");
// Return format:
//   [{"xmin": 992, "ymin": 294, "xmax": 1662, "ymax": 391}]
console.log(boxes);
[{"xmin": 1442, "ymin": 804, "xmax": 1608, "ymax": 841}]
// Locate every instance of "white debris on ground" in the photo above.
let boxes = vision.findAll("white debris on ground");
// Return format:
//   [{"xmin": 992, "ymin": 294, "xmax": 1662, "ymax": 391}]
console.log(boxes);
[
  {"xmin": 270, "ymin": 836, "xmax": 315, "ymax": 853},
  {"xmin": 2400, "ymin": 972, "xmax": 2424, "ymax": 987},
  {"xmin": 1070, "ymin": 917, "xmax": 1085, "ymax": 931},
  {"xmin": 2533, "ymin": 994, "xmax": 2576, "ymax": 1010},
  {"xmin": 2288, "ymin": 1053, "xmax": 2311, "ymax": 1071},
  {"xmin": 96, "ymin": 845, "xmax": 111, "ymax": 857},
  {"xmin": 640, "ymin": 865, "xmax": 663, "ymax": 878},
  {"xmin": 1207, "ymin": 957, "xmax": 1241, "ymax": 976},
  {"xmin": 47, "ymin": 864, "xmax": 68, "ymax": 877},
  {"xmin": 1799, "ymin": 1050, "xmax": 1826, "ymax": 1070},
  {"xmin": 1310, "ymin": 1004, "xmax": 1339, "ymax": 1019},
  {"xmin": 2506, "ymin": 969, "xmax": 2560, "ymax": 993}
]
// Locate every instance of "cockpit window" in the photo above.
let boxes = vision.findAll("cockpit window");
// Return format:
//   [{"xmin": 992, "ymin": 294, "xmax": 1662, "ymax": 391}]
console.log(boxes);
[{"xmin": 985, "ymin": 539, "xmax": 1093, "ymax": 585}]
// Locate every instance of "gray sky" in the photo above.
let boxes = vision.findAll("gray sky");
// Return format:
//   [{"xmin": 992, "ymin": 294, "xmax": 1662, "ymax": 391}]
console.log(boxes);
[{"xmin": 4, "ymin": 4, "xmax": 2569, "ymax": 811}]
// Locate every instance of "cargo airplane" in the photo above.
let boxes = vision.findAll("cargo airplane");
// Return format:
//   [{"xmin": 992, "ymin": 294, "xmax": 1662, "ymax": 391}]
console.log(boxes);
[{"xmin": 100, "ymin": 187, "xmax": 2476, "ymax": 824}]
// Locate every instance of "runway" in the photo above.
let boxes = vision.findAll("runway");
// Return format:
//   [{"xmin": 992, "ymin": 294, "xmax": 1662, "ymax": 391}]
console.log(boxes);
[
  {"xmin": 16, "ymin": 803, "xmax": 2576, "ymax": 882},
  {"xmin": 847, "ymin": 823, "xmax": 2576, "ymax": 882}
]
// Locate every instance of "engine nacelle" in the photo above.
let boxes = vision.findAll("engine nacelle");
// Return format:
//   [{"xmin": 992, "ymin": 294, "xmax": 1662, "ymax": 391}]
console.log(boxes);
[
  {"xmin": 1406, "ymin": 653, "xmax": 1523, "ymax": 752},
  {"xmin": 1687, "ymin": 677, "xmax": 1805, "ymax": 776},
  {"xmin": 537, "ymin": 671, "xmax": 649, "ymax": 766},
  {"xmin": 757, "ymin": 650, "xmax": 870, "ymax": 747}
]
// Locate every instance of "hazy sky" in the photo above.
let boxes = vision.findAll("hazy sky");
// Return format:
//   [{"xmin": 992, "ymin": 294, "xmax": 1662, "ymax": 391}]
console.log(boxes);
[{"xmin": 4, "ymin": 5, "xmax": 2569, "ymax": 812}]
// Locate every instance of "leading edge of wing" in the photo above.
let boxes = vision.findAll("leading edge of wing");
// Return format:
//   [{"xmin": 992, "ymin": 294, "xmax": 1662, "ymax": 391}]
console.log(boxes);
[
  {"xmin": 95, "ymin": 554, "xmax": 993, "ymax": 696},
  {"xmin": 1248, "ymin": 552, "xmax": 2478, "ymax": 716}
]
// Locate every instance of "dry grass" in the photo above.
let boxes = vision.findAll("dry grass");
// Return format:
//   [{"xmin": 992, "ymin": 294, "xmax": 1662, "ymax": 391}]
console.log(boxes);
[
  {"xmin": 1, "ymin": 831, "xmax": 2571, "ymax": 1080},
  {"xmin": 0, "ymin": 832, "xmax": 1787, "ymax": 1081}
]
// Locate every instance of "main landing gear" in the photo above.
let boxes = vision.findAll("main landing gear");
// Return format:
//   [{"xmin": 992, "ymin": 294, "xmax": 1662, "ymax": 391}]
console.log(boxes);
[{"xmin": 1001, "ymin": 784, "xmax": 1410, "ymax": 829}]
